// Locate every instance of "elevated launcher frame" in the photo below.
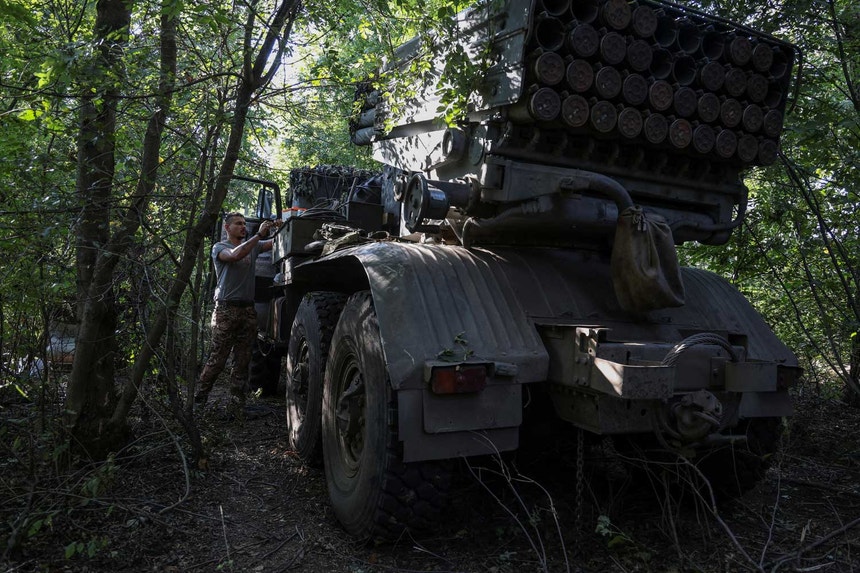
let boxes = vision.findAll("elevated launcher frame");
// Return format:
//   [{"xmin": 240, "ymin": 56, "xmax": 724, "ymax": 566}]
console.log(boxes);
[{"xmin": 352, "ymin": 0, "xmax": 796, "ymax": 248}]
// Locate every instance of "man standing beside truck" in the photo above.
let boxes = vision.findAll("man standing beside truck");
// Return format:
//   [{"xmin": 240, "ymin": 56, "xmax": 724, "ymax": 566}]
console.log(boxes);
[{"xmin": 194, "ymin": 212, "xmax": 277, "ymax": 411}]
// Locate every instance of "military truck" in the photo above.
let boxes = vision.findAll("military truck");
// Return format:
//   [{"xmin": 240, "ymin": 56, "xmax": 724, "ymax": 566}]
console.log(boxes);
[{"xmin": 242, "ymin": 0, "xmax": 800, "ymax": 541}]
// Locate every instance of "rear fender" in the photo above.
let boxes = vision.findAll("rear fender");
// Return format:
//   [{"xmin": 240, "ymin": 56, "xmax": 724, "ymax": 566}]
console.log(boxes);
[
  {"xmin": 291, "ymin": 242, "xmax": 550, "ymax": 461},
  {"xmin": 291, "ymin": 242, "xmax": 550, "ymax": 390}
]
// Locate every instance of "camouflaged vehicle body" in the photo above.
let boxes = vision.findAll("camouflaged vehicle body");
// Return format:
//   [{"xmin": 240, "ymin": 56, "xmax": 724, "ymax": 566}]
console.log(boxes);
[{"xmin": 254, "ymin": 0, "xmax": 800, "ymax": 540}]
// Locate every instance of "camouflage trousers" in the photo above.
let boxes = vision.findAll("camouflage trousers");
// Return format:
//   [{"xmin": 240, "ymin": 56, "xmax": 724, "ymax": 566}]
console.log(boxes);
[{"xmin": 196, "ymin": 305, "xmax": 257, "ymax": 401}]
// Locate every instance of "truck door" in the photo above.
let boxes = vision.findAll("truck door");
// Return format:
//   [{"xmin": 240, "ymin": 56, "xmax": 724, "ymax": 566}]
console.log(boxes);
[{"xmin": 222, "ymin": 176, "xmax": 283, "ymax": 305}]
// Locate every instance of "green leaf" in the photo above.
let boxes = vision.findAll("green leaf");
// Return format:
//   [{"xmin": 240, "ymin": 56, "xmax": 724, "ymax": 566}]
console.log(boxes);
[
  {"xmin": 17, "ymin": 109, "xmax": 40, "ymax": 121},
  {"xmin": 27, "ymin": 519, "xmax": 43, "ymax": 538},
  {"xmin": 65, "ymin": 542, "xmax": 77, "ymax": 559}
]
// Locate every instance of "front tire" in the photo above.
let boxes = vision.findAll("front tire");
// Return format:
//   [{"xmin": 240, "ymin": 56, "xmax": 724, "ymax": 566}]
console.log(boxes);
[
  {"xmin": 322, "ymin": 291, "xmax": 450, "ymax": 541},
  {"xmin": 284, "ymin": 292, "xmax": 346, "ymax": 463}
]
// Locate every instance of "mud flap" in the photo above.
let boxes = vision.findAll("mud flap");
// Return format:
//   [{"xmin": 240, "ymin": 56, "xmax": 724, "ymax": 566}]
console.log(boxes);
[{"xmin": 611, "ymin": 205, "xmax": 685, "ymax": 312}]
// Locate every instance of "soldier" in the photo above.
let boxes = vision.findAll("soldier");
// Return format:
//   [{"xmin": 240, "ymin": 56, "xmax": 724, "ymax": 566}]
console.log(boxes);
[{"xmin": 194, "ymin": 212, "xmax": 277, "ymax": 411}]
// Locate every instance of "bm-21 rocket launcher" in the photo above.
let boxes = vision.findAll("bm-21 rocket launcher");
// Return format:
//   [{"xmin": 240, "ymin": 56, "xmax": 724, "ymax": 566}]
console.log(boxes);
[
  {"xmin": 352, "ymin": 0, "xmax": 795, "ymax": 249},
  {"xmin": 257, "ymin": 0, "xmax": 800, "ymax": 541}
]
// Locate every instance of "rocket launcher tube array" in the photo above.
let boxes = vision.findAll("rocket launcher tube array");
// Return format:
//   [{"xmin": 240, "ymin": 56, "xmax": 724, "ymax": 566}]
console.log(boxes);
[{"xmin": 506, "ymin": 0, "xmax": 794, "ymax": 167}]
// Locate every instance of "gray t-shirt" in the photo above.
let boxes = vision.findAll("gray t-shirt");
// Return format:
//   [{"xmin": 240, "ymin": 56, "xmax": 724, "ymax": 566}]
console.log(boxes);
[{"xmin": 212, "ymin": 240, "xmax": 262, "ymax": 302}]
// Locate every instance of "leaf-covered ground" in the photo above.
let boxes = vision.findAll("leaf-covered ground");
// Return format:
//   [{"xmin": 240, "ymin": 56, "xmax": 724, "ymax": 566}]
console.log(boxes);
[{"xmin": 2, "ymin": 385, "xmax": 860, "ymax": 572}]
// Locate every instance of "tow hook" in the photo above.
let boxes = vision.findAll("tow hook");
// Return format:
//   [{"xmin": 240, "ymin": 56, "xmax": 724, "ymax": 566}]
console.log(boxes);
[{"xmin": 670, "ymin": 390, "xmax": 723, "ymax": 442}]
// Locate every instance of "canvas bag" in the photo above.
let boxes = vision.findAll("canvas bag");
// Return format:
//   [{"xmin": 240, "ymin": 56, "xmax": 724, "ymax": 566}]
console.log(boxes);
[{"xmin": 611, "ymin": 205, "xmax": 685, "ymax": 312}]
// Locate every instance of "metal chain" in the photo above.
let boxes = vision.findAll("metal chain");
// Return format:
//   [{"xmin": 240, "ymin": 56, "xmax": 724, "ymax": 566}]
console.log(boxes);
[{"xmin": 575, "ymin": 427, "xmax": 585, "ymax": 537}]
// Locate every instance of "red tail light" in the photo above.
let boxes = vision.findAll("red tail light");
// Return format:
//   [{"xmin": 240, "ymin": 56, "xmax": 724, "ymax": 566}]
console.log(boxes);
[{"xmin": 430, "ymin": 365, "xmax": 488, "ymax": 394}]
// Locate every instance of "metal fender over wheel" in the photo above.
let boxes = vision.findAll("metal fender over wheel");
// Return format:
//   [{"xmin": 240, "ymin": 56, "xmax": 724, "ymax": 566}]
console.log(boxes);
[
  {"xmin": 284, "ymin": 292, "xmax": 347, "ymax": 463},
  {"xmin": 322, "ymin": 291, "xmax": 451, "ymax": 541}
]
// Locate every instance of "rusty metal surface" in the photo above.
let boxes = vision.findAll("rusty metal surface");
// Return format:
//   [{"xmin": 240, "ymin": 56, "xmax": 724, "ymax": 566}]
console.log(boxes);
[
  {"xmin": 540, "ymin": 324, "xmax": 676, "ymax": 398},
  {"xmin": 547, "ymin": 386, "xmax": 655, "ymax": 434}
]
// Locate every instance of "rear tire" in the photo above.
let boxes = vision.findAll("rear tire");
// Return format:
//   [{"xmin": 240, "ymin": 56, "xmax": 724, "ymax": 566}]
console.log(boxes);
[
  {"xmin": 322, "ymin": 291, "xmax": 450, "ymax": 541},
  {"xmin": 284, "ymin": 292, "xmax": 346, "ymax": 463},
  {"xmin": 697, "ymin": 417, "xmax": 783, "ymax": 499},
  {"xmin": 612, "ymin": 417, "xmax": 783, "ymax": 505}
]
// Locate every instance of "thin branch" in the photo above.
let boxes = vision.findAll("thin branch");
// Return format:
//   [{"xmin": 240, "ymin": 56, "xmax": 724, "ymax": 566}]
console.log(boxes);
[{"xmin": 826, "ymin": 0, "xmax": 859, "ymax": 115}]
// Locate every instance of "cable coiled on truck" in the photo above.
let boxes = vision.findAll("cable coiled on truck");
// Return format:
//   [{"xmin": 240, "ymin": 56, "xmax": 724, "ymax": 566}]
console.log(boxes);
[{"xmin": 660, "ymin": 333, "xmax": 739, "ymax": 366}]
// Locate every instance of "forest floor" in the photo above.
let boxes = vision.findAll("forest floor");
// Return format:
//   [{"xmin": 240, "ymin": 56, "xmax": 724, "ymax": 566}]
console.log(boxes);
[{"xmin": 2, "ymin": 384, "xmax": 860, "ymax": 573}]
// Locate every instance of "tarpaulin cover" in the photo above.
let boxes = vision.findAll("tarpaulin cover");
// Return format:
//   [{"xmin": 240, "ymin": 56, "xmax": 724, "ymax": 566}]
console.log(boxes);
[{"xmin": 611, "ymin": 206, "xmax": 685, "ymax": 312}]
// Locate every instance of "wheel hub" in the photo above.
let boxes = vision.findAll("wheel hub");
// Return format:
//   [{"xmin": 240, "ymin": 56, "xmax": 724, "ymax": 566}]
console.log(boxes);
[
  {"xmin": 291, "ymin": 342, "xmax": 310, "ymax": 416},
  {"xmin": 336, "ymin": 365, "xmax": 365, "ymax": 467}
]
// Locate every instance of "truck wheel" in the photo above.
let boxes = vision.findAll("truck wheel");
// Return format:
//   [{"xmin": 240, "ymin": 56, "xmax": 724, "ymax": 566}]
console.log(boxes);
[
  {"xmin": 698, "ymin": 417, "xmax": 783, "ymax": 499},
  {"xmin": 249, "ymin": 339, "xmax": 280, "ymax": 396},
  {"xmin": 284, "ymin": 292, "xmax": 347, "ymax": 463},
  {"xmin": 322, "ymin": 291, "xmax": 450, "ymax": 541}
]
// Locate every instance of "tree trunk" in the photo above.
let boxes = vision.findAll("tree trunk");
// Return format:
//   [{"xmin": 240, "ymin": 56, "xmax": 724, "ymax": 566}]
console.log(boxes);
[
  {"xmin": 111, "ymin": 0, "xmax": 302, "ymax": 445},
  {"xmin": 67, "ymin": 0, "xmax": 133, "ymax": 458},
  {"xmin": 67, "ymin": 0, "xmax": 178, "ymax": 457},
  {"xmin": 66, "ymin": 0, "xmax": 301, "ymax": 459}
]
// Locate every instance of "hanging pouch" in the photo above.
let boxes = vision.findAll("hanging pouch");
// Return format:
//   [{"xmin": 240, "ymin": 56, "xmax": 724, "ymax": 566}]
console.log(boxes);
[{"xmin": 611, "ymin": 205, "xmax": 685, "ymax": 312}]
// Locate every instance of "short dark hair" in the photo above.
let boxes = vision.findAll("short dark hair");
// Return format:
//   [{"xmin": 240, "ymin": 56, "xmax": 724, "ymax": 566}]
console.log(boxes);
[{"xmin": 224, "ymin": 212, "xmax": 245, "ymax": 224}]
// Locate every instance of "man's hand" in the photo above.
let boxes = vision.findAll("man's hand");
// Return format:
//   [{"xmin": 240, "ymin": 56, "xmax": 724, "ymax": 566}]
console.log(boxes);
[
  {"xmin": 257, "ymin": 220, "xmax": 276, "ymax": 238},
  {"xmin": 256, "ymin": 219, "xmax": 282, "ymax": 253}
]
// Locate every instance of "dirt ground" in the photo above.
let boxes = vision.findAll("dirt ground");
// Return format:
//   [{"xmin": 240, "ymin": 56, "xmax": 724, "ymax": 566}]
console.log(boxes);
[{"xmin": 2, "ymin": 386, "xmax": 860, "ymax": 573}]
